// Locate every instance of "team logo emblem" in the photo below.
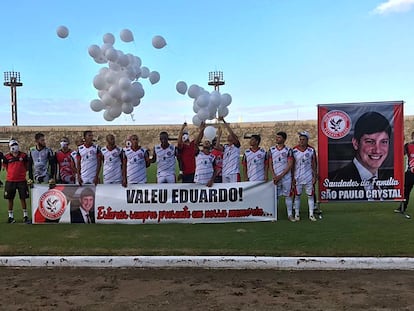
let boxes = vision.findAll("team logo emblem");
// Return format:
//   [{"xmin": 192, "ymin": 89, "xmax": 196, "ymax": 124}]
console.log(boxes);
[
  {"xmin": 321, "ymin": 110, "xmax": 351, "ymax": 139},
  {"xmin": 38, "ymin": 189, "xmax": 67, "ymax": 220}
]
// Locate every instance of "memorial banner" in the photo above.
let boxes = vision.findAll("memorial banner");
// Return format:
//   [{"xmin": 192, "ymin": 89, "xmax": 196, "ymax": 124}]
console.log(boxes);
[
  {"xmin": 32, "ymin": 182, "xmax": 277, "ymax": 224},
  {"xmin": 318, "ymin": 101, "xmax": 404, "ymax": 202}
]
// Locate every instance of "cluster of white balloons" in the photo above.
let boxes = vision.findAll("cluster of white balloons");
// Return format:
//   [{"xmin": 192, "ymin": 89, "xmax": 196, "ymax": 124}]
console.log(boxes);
[
  {"xmin": 56, "ymin": 25, "xmax": 167, "ymax": 122},
  {"xmin": 176, "ymin": 81, "xmax": 232, "ymax": 126}
]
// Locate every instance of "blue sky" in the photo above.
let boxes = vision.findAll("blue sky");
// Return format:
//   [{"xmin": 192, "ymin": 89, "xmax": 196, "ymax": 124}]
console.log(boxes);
[{"xmin": 1, "ymin": 0, "xmax": 414, "ymax": 126}]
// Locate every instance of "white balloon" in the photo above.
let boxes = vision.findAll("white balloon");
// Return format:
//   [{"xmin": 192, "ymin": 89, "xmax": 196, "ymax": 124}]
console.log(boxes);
[
  {"xmin": 122, "ymin": 102, "xmax": 134, "ymax": 114},
  {"xmin": 204, "ymin": 126, "xmax": 217, "ymax": 141},
  {"xmin": 93, "ymin": 74, "xmax": 107, "ymax": 90},
  {"xmin": 197, "ymin": 108, "xmax": 209, "ymax": 121},
  {"xmin": 119, "ymin": 77, "xmax": 131, "ymax": 91},
  {"xmin": 98, "ymin": 90, "xmax": 106, "ymax": 99},
  {"xmin": 88, "ymin": 45, "xmax": 101, "ymax": 58},
  {"xmin": 108, "ymin": 61, "xmax": 121, "ymax": 71},
  {"xmin": 117, "ymin": 54, "xmax": 129, "ymax": 67},
  {"xmin": 195, "ymin": 94, "xmax": 210, "ymax": 108},
  {"xmin": 133, "ymin": 56, "xmax": 142, "ymax": 67},
  {"xmin": 220, "ymin": 93, "xmax": 232, "ymax": 107},
  {"xmin": 210, "ymin": 91, "xmax": 221, "ymax": 107},
  {"xmin": 121, "ymin": 90, "xmax": 133, "ymax": 103},
  {"xmin": 103, "ymin": 33, "xmax": 115, "ymax": 45},
  {"xmin": 140, "ymin": 66, "xmax": 150, "ymax": 78},
  {"xmin": 149, "ymin": 71, "xmax": 160, "ymax": 84},
  {"xmin": 132, "ymin": 99, "xmax": 141, "ymax": 107},
  {"xmin": 176, "ymin": 81, "xmax": 188, "ymax": 95},
  {"xmin": 109, "ymin": 104, "xmax": 122, "ymax": 118},
  {"xmin": 193, "ymin": 102, "xmax": 200, "ymax": 113},
  {"xmin": 103, "ymin": 109, "xmax": 115, "ymax": 121},
  {"xmin": 188, "ymin": 84, "xmax": 200, "ymax": 99},
  {"xmin": 152, "ymin": 35, "xmax": 167, "ymax": 49},
  {"xmin": 57, "ymin": 25, "xmax": 69, "ymax": 39},
  {"xmin": 131, "ymin": 82, "xmax": 145, "ymax": 98},
  {"xmin": 120, "ymin": 29, "xmax": 134, "ymax": 42},
  {"xmin": 105, "ymin": 48, "xmax": 118, "ymax": 62},
  {"xmin": 218, "ymin": 106, "xmax": 229, "ymax": 118},
  {"xmin": 192, "ymin": 115, "xmax": 202, "ymax": 127},
  {"xmin": 100, "ymin": 43, "xmax": 113, "ymax": 56},
  {"xmin": 105, "ymin": 70, "xmax": 120, "ymax": 84},
  {"xmin": 94, "ymin": 56, "xmax": 107, "ymax": 64},
  {"xmin": 102, "ymin": 92, "xmax": 116, "ymax": 106},
  {"xmin": 99, "ymin": 67, "xmax": 109, "ymax": 75},
  {"xmin": 108, "ymin": 84, "xmax": 122, "ymax": 99},
  {"xmin": 90, "ymin": 99, "xmax": 104, "ymax": 112}
]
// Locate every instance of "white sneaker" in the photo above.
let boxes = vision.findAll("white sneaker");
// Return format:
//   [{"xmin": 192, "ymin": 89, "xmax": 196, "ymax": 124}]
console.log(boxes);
[
  {"xmin": 288, "ymin": 215, "xmax": 296, "ymax": 222},
  {"xmin": 309, "ymin": 215, "xmax": 317, "ymax": 222},
  {"xmin": 294, "ymin": 215, "xmax": 300, "ymax": 222}
]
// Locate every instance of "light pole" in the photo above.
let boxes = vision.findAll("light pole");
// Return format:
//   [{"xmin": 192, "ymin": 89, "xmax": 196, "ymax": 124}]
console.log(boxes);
[
  {"xmin": 208, "ymin": 71, "xmax": 225, "ymax": 91},
  {"xmin": 4, "ymin": 71, "xmax": 23, "ymax": 126}
]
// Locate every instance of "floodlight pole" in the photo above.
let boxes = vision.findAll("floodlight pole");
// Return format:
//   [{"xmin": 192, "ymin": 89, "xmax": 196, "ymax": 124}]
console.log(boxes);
[
  {"xmin": 3, "ymin": 71, "xmax": 23, "ymax": 126},
  {"xmin": 208, "ymin": 71, "xmax": 225, "ymax": 91}
]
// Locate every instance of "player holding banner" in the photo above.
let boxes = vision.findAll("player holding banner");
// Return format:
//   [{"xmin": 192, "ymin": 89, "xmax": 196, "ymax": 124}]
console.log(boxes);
[
  {"xmin": 292, "ymin": 131, "xmax": 318, "ymax": 222},
  {"xmin": 268, "ymin": 131, "xmax": 295, "ymax": 222}
]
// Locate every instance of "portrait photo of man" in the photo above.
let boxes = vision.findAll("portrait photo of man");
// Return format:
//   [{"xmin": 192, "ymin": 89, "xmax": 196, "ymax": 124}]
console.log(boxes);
[
  {"xmin": 70, "ymin": 187, "xmax": 95, "ymax": 223},
  {"xmin": 329, "ymin": 111, "xmax": 394, "ymax": 196}
]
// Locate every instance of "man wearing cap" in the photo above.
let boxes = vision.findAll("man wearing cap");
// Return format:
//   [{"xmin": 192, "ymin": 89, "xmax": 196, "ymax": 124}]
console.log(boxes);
[
  {"xmin": 28, "ymin": 132, "xmax": 55, "ymax": 185},
  {"xmin": 3, "ymin": 140, "xmax": 30, "ymax": 223},
  {"xmin": 292, "ymin": 131, "xmax": 318, "ymax": 221},
  {"xmin": 177, "ymin": 122, "xmax": 205, "ymax": 183},
  {"xmin": 329, "ymin": 111, "xmax": 393, "ymax": 201},
  {"xmin": 55, "ymin": 136, "xmax": 76, "ymax": 184}
]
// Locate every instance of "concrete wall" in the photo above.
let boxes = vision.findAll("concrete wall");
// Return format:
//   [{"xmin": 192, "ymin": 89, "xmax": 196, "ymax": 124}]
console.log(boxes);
[{"xmin": 0, "ymin": 116, "xmax": 413, "ymax": 153}]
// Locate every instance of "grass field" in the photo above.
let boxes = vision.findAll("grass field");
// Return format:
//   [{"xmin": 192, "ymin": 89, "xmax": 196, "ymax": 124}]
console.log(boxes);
[{"xmin": 0, "ymin": 164, "xmax": 413, "ymax": 257}]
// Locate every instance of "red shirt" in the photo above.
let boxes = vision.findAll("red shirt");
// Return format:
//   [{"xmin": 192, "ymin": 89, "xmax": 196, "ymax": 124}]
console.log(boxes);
[
  {"xmin": 211, "ymin": 148, "xmax": 223, "ymax": 176},
  {"xmin": 3, "ymin": 152, "xmax": 28, "ymax": 182},
  {"xmin": 178, "ymin": 141, "xmax": 197, "ymax": 175}
]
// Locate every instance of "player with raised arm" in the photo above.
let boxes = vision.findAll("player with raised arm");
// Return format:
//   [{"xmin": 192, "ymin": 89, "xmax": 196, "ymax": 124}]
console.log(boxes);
[{"xmin": 216, "ymin": 117, "xmax": 241, "ymax": 183}]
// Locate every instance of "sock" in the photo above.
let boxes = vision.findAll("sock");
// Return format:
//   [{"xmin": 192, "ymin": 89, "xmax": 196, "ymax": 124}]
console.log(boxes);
[
  {"xmin": 308, "ymin": 196, "xmax": 315, "ymax": 216},
  {"xmin": 285, "ymin": 197, "xmax": 293, "ymax": 217},
  {"xmin": 23, "ymin": 209, "xmax": 28, "ymax": 217},
  {"xmin": 294, "ymin": 197, "xmax": 300, "ymax": 216},
  {"xmin": 8, "ymin": 211, "xmax": 14, "ymax": 218}
]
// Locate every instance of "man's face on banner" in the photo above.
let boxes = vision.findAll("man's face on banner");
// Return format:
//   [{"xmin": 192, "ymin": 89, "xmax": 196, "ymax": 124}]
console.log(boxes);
[
  {"xmin": 80, "ymin": 195, "xmax": 94, "ymax": 212},
  {"xmin": 352, "ymin": 131, "xmax": 390, "ymax": 173}
]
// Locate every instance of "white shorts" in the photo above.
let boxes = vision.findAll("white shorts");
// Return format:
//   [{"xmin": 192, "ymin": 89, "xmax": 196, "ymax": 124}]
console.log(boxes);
[
  {"xmin": 157, "ymin": 174, "xmax": 176, "ymax": 184},
  {"xmin": 295, "ymin": 183, "xmax": 314, "ymax": 196},
  {"xmin": 276, "ymin": 178, "xmax": 292, "ymax": 197}
]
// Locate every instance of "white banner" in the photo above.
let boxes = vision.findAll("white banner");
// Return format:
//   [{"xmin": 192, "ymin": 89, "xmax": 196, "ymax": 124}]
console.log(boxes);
[
  {"xmin": 32, "ymin": 182, "xmax": 277, "ymax": 224},
  {"xmin": 96, "ymin": 182, "xmax": 276, "ymax": 224}
]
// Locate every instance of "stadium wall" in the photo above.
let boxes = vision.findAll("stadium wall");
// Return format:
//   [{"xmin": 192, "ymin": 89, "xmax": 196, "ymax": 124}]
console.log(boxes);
[{"xmin": 0, "ymin": 116, "xmax": 413, "ymax": 153}]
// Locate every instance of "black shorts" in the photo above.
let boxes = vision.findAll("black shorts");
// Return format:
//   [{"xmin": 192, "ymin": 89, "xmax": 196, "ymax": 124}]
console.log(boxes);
[{"xmin": 4, "ymin": 181, "xmax": 29, "ymax": 200}]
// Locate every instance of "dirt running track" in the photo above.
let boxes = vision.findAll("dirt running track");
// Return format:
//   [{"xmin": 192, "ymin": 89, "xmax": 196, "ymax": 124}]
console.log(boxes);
[{"xmin": 0, "ymin": 268, "xmax": 413, "ymax": 310}]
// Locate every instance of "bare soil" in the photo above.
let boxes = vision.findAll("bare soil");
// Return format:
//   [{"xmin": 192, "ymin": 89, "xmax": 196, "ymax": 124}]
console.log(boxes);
[{"xmin": 0, "ymin": 268, "xmax": 413, "ymax": 310}]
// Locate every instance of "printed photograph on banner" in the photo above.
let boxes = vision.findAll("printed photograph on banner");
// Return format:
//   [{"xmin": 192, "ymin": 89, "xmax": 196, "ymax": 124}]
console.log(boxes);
[
  {"xmin": 318, "ymin": 102, "xmax": 404, "ymax": 202},
  {"xmin": 32, "ymin": 185, "xmax": 96, "ymax": 224}
]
